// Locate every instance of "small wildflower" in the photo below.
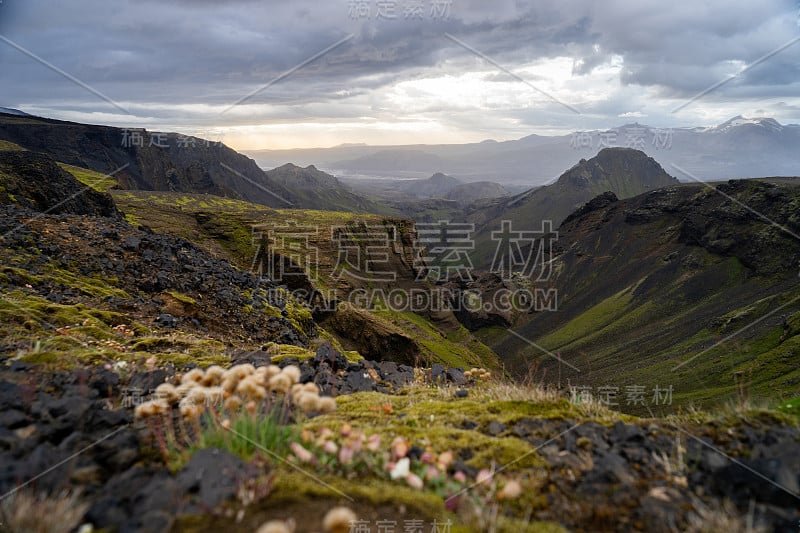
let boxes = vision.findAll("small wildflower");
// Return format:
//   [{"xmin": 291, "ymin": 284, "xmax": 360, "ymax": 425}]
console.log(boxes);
[
  {"xmin": 290, "ymin": 442, "xmax": 316, "ymax": 464},
  {"xmin": 255, "ymin": 519, "xmax": 295, "ymax": 533},
  {"xmin": 424, "ymin": 465, "xmax": 440, "ymax": 481},
  {"xmin": 338, "ymin": 444, "xmax": 355, "ymax": 465},
  {"xmin": 437, "ymin": 450, "xmax": 454, "ymax": 470},
  {"xmin": 268, "ymin": 373, "xmax": 291, "ymax": 394},
  {"xmin": 281, "ymin": 365, "xmax": 301, "ymax": 385},
  {"xmin": 179, "ymin": 399, "xmax": 203, "ymax": 419},
  {"xmin": 366, "ymin": 434, "xmax": 381, "ymax": 452},
  {"xmin": 154, "ymin": 383, "xmax": 179, "ymax": 404},
  {"xmin": 202, "ymin": 365, "xmax": 225, "ymax": 386},
  {"xmin": 390, "ymin": 457, "xmax": 410, "ymax": 480},
  {"xmin": 322, "ymin": 440, "xmax": 338, "ymax": 455},
  {"xmin": 181, "ymin": 368, "xmax": 204, "ymax": 385},
  {"xmin": 322, "ymin": 507, "xmax": 357, "ymax": 533},
  {"xmin": 317, "ymin": 396, "xmax": 337, "ymax": 414},
  {"xmin": 498, "ymin": 479, "xmax": 523, "ymax": 500},
  {"xmin": 224, "ymin": 395, "xmax": 242, "ymax": 412},
  {"xmin": 391, "ymin": 436, "xmax": 409, "ymax": 459},
  {"xmin": 476, "ymin": 469, "xmax": 493, "ymax": 485},
  {"xmin": 406, "ymin": 472, "xmax": 424, "ymax": 490}
]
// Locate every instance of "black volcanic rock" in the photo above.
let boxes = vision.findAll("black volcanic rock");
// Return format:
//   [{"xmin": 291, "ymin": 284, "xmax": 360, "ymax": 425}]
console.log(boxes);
[
  {"xmin": 562, "ymin": 191, "xmax": 619, "ymax": 226},
  {"xmin": 0, "ymin": 150, "xmax": 118, "ymax": 217},
  {"xmin": 442, "ymin": 272, "xmax": 517, "ymax": 331}
]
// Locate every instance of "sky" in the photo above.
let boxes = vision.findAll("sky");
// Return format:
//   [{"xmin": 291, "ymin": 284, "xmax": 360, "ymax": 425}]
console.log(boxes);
[{"xmin": 1, "ymin": 0, "xmax": 799, "ymax": 150}]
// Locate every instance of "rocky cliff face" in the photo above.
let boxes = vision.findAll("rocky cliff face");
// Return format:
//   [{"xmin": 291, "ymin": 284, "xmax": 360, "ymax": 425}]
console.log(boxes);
[
  {"xmin": 0, "ymin": 113, "xmax": 295, "ymax": 208},
  {"xmin": 0, "ymin": 149, "xmax": 118, "ymax": 217}
]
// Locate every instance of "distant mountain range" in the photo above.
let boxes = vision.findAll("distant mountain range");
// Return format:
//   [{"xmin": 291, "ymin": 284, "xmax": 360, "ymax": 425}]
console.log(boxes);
[
  {"xmin": 0, "ymin": 111, "xmax": 388, "ymax": 214},
  {"xmin": 343, "ymin": 171, "xmax": 512, "ymax": 205},
  {"xmin": 245, "ymin": 116, "xmax": 800, "ymax": 186}
]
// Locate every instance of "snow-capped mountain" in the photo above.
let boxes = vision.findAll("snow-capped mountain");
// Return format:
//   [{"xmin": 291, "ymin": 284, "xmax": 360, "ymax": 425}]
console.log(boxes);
[{"xmin": 709, "ymin": 115, "xmax": 785, "ymax": 133}]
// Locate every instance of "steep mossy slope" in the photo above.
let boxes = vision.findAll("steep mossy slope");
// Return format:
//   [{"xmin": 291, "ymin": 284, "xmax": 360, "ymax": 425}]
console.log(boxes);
[{"xmin": 492, "ymin": 180, "xmax": 800, "ymax": 411}]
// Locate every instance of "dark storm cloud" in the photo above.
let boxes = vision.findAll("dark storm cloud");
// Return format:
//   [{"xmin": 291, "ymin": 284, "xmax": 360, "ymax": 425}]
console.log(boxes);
[{"xmin": 0, "ymin": 0, "xmax": 797, "ymax": 126}]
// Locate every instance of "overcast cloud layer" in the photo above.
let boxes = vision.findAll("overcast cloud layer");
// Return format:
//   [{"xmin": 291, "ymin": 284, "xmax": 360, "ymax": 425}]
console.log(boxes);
[{"xmin": 1, "ymin": 0, "xmax": 799, "ymax": 148}]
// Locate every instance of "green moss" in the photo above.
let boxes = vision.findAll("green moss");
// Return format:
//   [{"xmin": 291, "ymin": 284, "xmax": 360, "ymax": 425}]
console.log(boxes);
[
  {"xmin": 2, "ymin": 262, "xmax": 129, "ymax": 300},
  {"xmin": 269, "ymin": 344, "xmax": 316, "ymax": 363},
  {"xmin": 374, "ymin": 309, "xmax": 501, "ymax": 371},
  {"xmin": 130, "ymin": 335, "xmax": 229, "ymax": 363},
  {"xmin": 775, "ymin": 396, "xmax": 800, "ymax": 418},
  {"xmin": 164, "ymin": 290, "xmax": 198, "ymax": 305},
  {"xmin": 304, "ymin": 389, "xmax": 580, "ymax": 471},
  {"xmin": 271, "ymin": 471, "xmax": 449, "ymax": 519},
  {"xmin": 537, "ymin": 281, "xmax": 639, "ymax": 350},
  {"xmin": 262, "ymin": 288, "xmax": 315, "ymax": 338},
  {"xmin": 57, "ymin": 162, "xmax": 118, "ymax": 192},
  {"xmin": 0, "ymin": 140, "xmax": 26, "ymax": 151}
]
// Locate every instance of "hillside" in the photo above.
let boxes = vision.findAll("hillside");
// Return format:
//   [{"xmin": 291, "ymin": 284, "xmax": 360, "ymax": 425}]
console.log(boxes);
[
  {"xmin": 445, "ymin": 181, "xmax": 510, "ymax": 204},
  {"xmin": 0, "ymin": 149, "xmax": 117, "ymax": 217},
  {"xmin": 0, "ymin": 112, "xmax": 299, "ymax": 208},
  {"xmin": 0, "ymin": 112, "xmax": 396, "ymax": 214},
  {"xmin": 469, "ymin": 148, "xmax": 679, "ymax": 267},
  {"xmin": 398, "ymin": 172, "xmax": 461, "ymax": 198},
  {"xmin": 111, "ymin": 190, "xmax": 500, "ymax": 371},
  {"xmin": 264, "ymin": 163, "xmax": 390, "ymax": 213},
  {"xmin": 487, "ymin": 179, "xmax": 800, "ymax": 412},
  {"xmin": 0, "ymin": 123, "xmax": 799, "ymax": 533}
]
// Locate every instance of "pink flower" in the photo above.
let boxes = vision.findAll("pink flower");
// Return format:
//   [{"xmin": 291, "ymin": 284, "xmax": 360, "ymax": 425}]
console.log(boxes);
[
  {"xmin": 322, "ymin": 440, "xmax": 338, "ymax": 455},
  {"xmin": 476, "ymin": 469, "xmax": 493, "ymax": 485},
  {"xmin": 425, "ymin": 466, "xmax": 440, "ymax": 481},
  {"xmin": 348, "ymin": 435, "xmax": 364, "ymax": 454},
  {"xmin": 290, "ymin": 442, "xmax": 316, "ymax": 464},
  {"xmin": 366, "ymin": 434, "xmax": 381, "ymax": 452},
  {"xmin": 391, "ymin": 436, "xmax": 409, "ymax": 459},
  {"xmin": 406, "ymin": 472, "xmax": 424, "ymax": 490},
  {"xmin": 338, "ymin": 445, "xmax": 355, "ymax": 465},
  {"xmin": 453, "ymin": 471, "xmax": 467, "ymax": 483},
  {"xmin": 498, "ymin": 480, "xmax": 523, "ymax": 500},
  {"xmin": 437, "ymin": 450, "xmax": 454, "ymax": 470}
]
